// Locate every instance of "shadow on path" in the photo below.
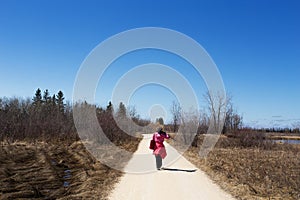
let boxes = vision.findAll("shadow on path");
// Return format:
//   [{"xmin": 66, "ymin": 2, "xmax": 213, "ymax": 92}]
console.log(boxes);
[{"xmin": 161, "ymin": 167, "xmax": 197, "ymax": 172}]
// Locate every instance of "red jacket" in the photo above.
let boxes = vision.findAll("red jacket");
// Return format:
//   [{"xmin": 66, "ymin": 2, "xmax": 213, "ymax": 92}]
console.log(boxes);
[{"xmin": 153, "ymin": 132, "xmax": 170, "ymax": 159}]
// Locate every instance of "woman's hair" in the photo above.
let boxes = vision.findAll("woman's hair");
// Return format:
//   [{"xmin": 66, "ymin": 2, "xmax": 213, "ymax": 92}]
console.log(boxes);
[
  {"xmin": 156, "ymin": 127, "xmax": 163, "ymax": 133},
  {"xmin": 156, "ymin": 126, "xmax": 167, "ymax": 136}
]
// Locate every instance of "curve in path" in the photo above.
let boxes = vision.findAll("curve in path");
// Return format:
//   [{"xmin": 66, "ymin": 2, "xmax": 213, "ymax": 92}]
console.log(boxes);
[{"xmin": 109, "ymin": 134, "xmax": 235, "ymax": 200}]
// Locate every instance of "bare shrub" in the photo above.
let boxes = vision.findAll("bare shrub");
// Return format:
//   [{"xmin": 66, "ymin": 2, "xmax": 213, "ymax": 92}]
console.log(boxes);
[
  {"xmin": 177, "ymin": 110, "xmax": 199, "ymax": 146},
  {"xmin": 0, "ymin": 89, "xmax": 141, "ymax": 145},
  {"xmin": 219, "ymin": 131, "xmax": 276, "ymax": 150}
]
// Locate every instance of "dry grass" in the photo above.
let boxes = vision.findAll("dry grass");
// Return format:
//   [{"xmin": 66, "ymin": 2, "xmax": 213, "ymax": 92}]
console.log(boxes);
[
  {"xmin": 269, "ymin": 135, "xmax": 300, "ymax": 140},
  {"xmin": 178, "ymin": 135, "xmax": 300, "ymax": 200},
  {"xmin": 0, "ymin": 138, "xmax": 141, "ymax": 200}
]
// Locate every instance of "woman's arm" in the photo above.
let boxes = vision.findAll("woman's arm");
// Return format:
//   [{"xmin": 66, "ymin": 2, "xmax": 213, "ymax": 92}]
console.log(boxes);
[{"xmin": 161, "ymin": 131, "xmax": 170, "ymax": 139}]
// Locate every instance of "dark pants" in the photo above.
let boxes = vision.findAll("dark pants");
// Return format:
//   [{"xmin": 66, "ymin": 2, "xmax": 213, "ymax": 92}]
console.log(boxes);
[{"xmin": 155, "ymin": 155, "xmax": 162, "ymax": 169}]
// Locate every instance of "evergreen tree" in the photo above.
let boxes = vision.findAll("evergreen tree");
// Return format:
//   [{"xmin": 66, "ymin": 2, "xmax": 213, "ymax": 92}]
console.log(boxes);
[
  {"xmin": 43, "ymin": 89, "xmax": 51, "ymax": 104},
  {"xmin": 56, "ymin": 90, "xmax": 65, "ymax": 113},
  {"xmin": 156, "ymin": 117, "xmax": 164, "ymax": 125},
  {"xmin": 106, "ymin": 101, "xmax": 113, "ymax": 113},
  {"xmin": 117, "ymin": 102, "xmax": 127, "ymax": 118},
  {"xmin": 33, "ymin": 88, "xmax": 43, "ymax": 105},
  {"xmin": 51, "ymin": 95, "xmax": 56, "ymax": 106}
]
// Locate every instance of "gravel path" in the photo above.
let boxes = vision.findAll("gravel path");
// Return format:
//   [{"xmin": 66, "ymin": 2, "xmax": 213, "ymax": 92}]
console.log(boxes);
[{"xmin": 109, "ymin": 134, "xmax": 235, "ymax": 200}]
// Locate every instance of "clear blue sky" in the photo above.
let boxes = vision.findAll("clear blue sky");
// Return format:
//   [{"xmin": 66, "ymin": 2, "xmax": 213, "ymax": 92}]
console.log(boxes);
[{"xmin": 1, "ymin": 0, "xmax": 299, "ymax": 127}]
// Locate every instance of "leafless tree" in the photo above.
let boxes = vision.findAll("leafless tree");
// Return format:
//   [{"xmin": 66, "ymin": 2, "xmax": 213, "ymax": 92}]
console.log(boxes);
[
  {"xmin": 170, "ymin": 101, "xmax": 181, "ymax": 132},
  {"xmin": 292, "ymin": 121, "xmax": 300, "ymax": 133},
  {"xmin": 180, "ymin": 109, "xmax": 199, "ymax": 145},
  {"xmin": 224, "ymin": 99, "xmax": 243, "ymax": 134},
  {"xmin": 204, "ymin": 91, "xmax": 228, "ymax": 134},
  {"xmin": 197, "ymin": 109, "xmax": 209, "ymax": 134}
]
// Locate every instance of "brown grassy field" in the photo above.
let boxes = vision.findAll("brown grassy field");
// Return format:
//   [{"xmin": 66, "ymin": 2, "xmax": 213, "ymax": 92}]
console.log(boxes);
[
  {"xmin": 169, "ymin": 133, "xmax": 300, "ymax": 200},
  {"xmin": 0, "ymin": 138, "xmax": 141, "ymax": 200},
  {"xmin": 269, "ymin": 135, "xmax": 300, "ymax": 140}
]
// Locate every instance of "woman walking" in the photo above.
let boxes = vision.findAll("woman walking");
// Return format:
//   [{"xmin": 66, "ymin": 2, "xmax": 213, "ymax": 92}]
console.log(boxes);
[{"xmin": 152, "ymin": 127, "xmax": 170, "ymax": 170}]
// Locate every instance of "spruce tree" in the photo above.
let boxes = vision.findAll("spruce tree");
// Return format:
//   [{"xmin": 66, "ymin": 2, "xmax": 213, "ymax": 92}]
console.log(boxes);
[
  {"xmin": 56, "ymin": 90, "xmax": 65, "ymax": 114},
  {"xmin": 117, "ymin": 102, "xmax": 127, "ymax": 118},
  {"xmin": 106, "ymin": 101, "xmax": 113, "ymax": 113},
  {"xmin": 43, "ymin": 89, "xmax": 51, "ymax": 104},
  {"xmin": 33, "ymin": 88, "xmax": 42, "ymax": 105}
]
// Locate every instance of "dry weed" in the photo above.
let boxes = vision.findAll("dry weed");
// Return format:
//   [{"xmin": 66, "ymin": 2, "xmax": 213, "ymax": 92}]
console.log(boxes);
[
  {"xmin": 183, "ymin": 138, "xmax": 300, "ymax": 200},
  {"xmin": 0, "ymin": 138, "xmax": 141, "ymax": 199}
]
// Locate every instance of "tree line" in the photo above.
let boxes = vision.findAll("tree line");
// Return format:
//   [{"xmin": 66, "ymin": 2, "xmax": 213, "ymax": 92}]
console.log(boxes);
[
  {"xmin": 0, "ymin": 88, "xmax": 244, "ymax": 144},
  {"xmin": 167, "ymin": 92, "xmax": 243, "ymax": 135},
  {"xmin": 0, "ymin": 89, "xmax": 146, "ymax": 143},
  {"xmin": 1, "ymin": 88, "xmax": 297, "ymax": 144},
  {"xmin": 0, "ymin": 89, "xmax": 75, "ymax": 142}
]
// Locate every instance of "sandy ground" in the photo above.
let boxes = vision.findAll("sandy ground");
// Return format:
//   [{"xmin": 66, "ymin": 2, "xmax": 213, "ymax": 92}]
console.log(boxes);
[{"xmin": 109, "ymin": 134, "xmax": 235, "ymax": 200}]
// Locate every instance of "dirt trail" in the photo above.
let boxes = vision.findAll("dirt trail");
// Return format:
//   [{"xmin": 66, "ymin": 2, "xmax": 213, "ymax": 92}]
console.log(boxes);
[{"xmin": 109, "ymin": 134, "xmax": 235, "ymax": 200}]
